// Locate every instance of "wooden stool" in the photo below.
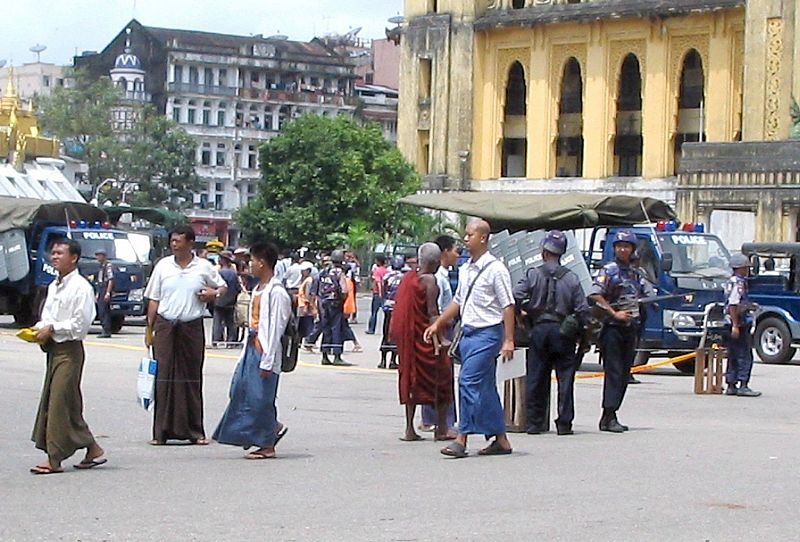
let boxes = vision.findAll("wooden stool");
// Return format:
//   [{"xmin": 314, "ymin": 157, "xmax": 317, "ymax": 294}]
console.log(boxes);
[
  {"xmin": 503, "ymin": 376, "xmax": 527, "ymax": 432},
  {"xmin": 694, "ymin": 347, "xmax": 725, "ymax": 394}
]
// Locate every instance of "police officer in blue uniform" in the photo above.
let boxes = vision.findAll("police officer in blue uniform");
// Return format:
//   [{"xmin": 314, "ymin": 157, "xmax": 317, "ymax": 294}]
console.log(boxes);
[
  {"xmin": 589, "ymin": 229, "xmax": 653, "ymax": 433},
  {"xmin": 514, "ymin": 230, "xmax": 589, "ymax": 435},
  {"xmin": 724, "ymin": 253, "xmax": 761, "ymax": 397}
]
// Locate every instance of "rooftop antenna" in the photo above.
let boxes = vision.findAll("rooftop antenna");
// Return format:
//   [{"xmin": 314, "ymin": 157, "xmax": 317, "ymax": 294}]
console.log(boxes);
[{"xmin": 30, "ymin": 44, "xmax": 46, "ymax": 63}]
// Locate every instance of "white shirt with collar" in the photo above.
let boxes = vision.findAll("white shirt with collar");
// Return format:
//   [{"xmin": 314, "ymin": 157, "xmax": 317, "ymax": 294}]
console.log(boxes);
[
  {"xmin": 283, "ymin": 262, "xmax": 303, "ymax": 289},
  {"xmin": 453, "ymin": 252, "xmax": 513, "ymax": 328},
  {"xmin": 36, "ymin": 268, "xmax": 96, "ymax": 342},
  {"xmin": 144, "ymin": 255, "xmax": 226, "ymax": 322},
  {"xmin": 253, "ymin": 277, "xmax": 293, "ymax": 373},
  {"xmin": 435, "ymin": 265, "xmax": 453, "ymax": 313}
]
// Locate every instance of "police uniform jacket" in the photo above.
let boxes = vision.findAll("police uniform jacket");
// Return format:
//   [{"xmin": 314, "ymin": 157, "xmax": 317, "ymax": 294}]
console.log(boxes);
[{"xmin": 590, "ymin": 260, "xmax": 655, "ymax": 326}]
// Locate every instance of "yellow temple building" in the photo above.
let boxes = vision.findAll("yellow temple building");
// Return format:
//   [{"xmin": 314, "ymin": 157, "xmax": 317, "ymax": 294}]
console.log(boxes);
[
  {"xmin": 398, "ymin": 0, "xmax": 800, "ymax": 243},
  {"xmin": 0, "ymin": 68, "xmax": 60, "ymax": 170}
]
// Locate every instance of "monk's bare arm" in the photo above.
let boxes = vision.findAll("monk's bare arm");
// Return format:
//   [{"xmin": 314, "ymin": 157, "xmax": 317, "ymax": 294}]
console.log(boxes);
[
  {"xmin": 420, "ymin": 274, "xmax": 440, "ymax": 322},
  {"xmin": 423, "ymin": 300, "xmax": 460, "ymax": 342}
]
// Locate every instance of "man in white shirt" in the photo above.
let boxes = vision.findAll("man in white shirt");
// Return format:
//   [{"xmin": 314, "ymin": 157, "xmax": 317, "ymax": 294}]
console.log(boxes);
[
  {"xmin": 144, "ymin": 225, "xmax": 227, "ymax": 445},
  {"xmin": 425, "ymin": 220, "xmax": 515, "ymax": 458},
  {"xmin": 31, "ymin": 238, "xmax": 106, "ymax": 475}
]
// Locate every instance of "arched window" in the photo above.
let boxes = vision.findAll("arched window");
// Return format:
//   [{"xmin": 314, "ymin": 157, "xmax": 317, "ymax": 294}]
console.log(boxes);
[
  {"xmin": 187, "ymin": 100, "xmax": 197, "ymax": 124},
  {"xmin": 217, "ymin": 102, "xmax": 227, "ymax": 127},
  {"xmin": 555, "ymin": 57, "xmax": 584, "ymax": 177},
  {"xmin": 172, "ymin": 98, "xmax": 182, "ymax": 123},
  {"xmin": 501, "ymin": 61, "xmax": 527, "ymax": 177},
  {"xmin": 202, "ymin": 101, "xmax": 211, "ymax": 125},
  {"xmin": 674, "ymin": 49, "xmax": 705, "ymax": 173},
  {"xmin": 117, "ymin": 77, "xmax": 128, "ymax": 91},
  {"xmin": 614, "ymin": 54, "xmax": 643, "ymax": 176}
]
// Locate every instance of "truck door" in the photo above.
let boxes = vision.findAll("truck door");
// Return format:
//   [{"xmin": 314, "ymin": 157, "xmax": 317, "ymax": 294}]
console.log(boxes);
[{"xmin": 634, "ymin": 236, "xmax": 663, "ymax": 345}]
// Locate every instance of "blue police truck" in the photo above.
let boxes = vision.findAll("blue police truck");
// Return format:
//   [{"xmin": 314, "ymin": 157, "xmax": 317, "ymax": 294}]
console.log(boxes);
[
  {"xmin": 741, "ymin": 242, "xmax": 800, "ymax": 364},
  {"xmin": 587, "ymin": 221, "xmax": 732, "ymax": 372},
  {"xmin": 0, "ymin": 199, "xmax": 145, "ymax": 329}
]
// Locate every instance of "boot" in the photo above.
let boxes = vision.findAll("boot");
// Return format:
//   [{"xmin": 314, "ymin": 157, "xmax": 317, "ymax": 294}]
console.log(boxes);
[
  {"xmin": 599, "ymin": 409, "xmax": 625, "ymax": 433},
  {"xmin": 388, "ymin": 354, "xmax": 398, "ymax": 370},
  {"xmin": 321, "ymin": 353, "xmax": 332, "ymax": 366},
  {"xmin": 725, "ymin": 382, "xmax": 738, "ymax": 396},
  {"xmin": 377, "ymin": 354, "xmax": 386, "ymax": 369},
  {"xmin": 737, "ymin": 382, "xmax": 761, "ymax": 397}
]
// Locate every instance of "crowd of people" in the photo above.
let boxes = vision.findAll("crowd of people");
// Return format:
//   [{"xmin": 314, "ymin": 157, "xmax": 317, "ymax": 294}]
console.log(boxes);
[{"xmin": 25, "ymin": 219, "xmax": 762, "ymax": 472}]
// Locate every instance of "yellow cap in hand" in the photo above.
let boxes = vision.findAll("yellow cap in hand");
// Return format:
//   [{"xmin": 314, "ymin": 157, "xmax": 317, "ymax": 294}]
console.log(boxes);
[{"xmin": 15, "ymin": 328, "xmax": 39, "ymax": 343}]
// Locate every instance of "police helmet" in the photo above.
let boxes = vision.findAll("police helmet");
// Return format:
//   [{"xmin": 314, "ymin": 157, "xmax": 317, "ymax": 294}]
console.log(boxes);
[
  {"xmin": 612, "ymin": 229, "xmax": 637, "ymax": 247},
  {"xmin": 729, "ymin": 253, "xmax": 750, "ymax": 270},
  {"xmin": 541, "ymin": 230, "xmax": 567, "ymax": 256},
  {"xmin": 331, "ymin": 249, "xmax": 345, "ymax": 264},
  {"xmin": 391, "ymin": 255, "xmax": 405, "ymax": 270}
]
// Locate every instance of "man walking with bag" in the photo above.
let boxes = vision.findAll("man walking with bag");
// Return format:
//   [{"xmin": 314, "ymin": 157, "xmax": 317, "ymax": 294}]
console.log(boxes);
[
  {"xmin": 424, "ymin": 220, "xmax": 515, "ymax": 458},
  {"xmin": 30, "ymin": 238, "xmax": 106, "ymax": 474},
  {"xmin": 513, "ymin": 230, "xmax": 588, "ymax": 436}
]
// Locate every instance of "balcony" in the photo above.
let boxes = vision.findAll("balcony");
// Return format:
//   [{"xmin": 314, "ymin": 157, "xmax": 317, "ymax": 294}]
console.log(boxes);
[
  {"xmin": 168, "ymin": 82, "xmax": 237, "ymax": 97},
  {"xmin": 238, "ymin": 87, "xmax": 358, "ymax": 107}
]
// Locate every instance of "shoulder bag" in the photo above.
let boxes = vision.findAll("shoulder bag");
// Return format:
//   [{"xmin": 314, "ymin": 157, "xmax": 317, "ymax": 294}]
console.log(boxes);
[{"xmin": 448, "ymin": 260, "xmax": 497, "ymax": 364}]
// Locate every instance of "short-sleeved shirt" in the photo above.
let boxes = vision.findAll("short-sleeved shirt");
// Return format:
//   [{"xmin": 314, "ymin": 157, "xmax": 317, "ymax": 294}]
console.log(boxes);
[
  {"xmin": 435, "ymin": 265, "xmax": 453, "ymax": 313},
  {"xmin": 453, "ymin": 252, "xmax": 514, "ymax": 328},
  {"xmin": 590, "ymin": 260, "xmax": 654, "ymax": 324},
  {"xmin": 144, "ymin": 255, "xmax": 226, "ymax": 322},
  {"xmin": 96, "ymin": 261, "xmax": 114, "ymax": 286},
  {"xmin": 216, "ymin": 267, "xmax": 241, "ymax": 307},
  {"xmin": 372, "ymin": 265, "xmax": 388, "ymax": 294},
  {"xmin": 724, "ymin": 274, "xmax": 752, "ymax": 325}
]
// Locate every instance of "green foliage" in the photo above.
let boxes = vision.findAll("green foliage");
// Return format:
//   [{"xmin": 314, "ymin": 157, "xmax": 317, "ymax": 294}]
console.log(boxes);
[
  {"xmin": 37, "ymin": 69, "xmax": 199, "ymax": 209},
  {"xmin": 237, "ymin": 114, "xmax": 424, "ymax": 248},
  {"xmin": 791, "ymin": 96, "xmax": 800, "ymax": 140}
]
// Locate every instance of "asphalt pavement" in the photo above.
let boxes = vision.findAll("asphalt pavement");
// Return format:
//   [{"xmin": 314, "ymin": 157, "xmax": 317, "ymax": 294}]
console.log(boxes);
[{"xmin": 1, "ymin": 295, "xmax": 799, "ymax": 541}]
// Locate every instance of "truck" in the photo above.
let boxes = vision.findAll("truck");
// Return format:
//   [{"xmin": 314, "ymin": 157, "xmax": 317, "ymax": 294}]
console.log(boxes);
[
  {"xmin": 0, "ymin": 198, "xmax": 146, "ymax": 329},
  {"xmin": 587, "ymin": 221, "xmax": 732, "ymax": 371},
  {"xmin": 741, "ymin": 242, "xmax": 800, "ymax": 364}
]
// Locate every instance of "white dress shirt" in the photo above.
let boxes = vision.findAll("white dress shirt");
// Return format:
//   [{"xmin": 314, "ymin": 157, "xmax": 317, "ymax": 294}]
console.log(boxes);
[
  {"xmin": 36, "ymin": 268, "xmax": 96, "ymax": 342},
  {"xmin": 144, "ymin": 256, "xmax": 226, "ymax": 322},
  {"xmin": 252, "ymin": 278, "xmax": 292, "ymax": 373},
  {"xmin": 283, "ymin": 262, "xmax": 303, "ymax": 289},
  {"xmin": 453, "ymin": 252, "xmax": 513, "ymax": 328}
]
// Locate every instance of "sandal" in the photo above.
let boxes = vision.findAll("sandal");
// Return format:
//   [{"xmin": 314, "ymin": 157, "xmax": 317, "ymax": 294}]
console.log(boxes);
[
  {"xmin": 30, "ymin": 465, "xmax": 63, "ymax": 475},
  {"xmin": 440, "ymin": 441, "xmax": 468, "ymax": 458},
  {"xmin": 274, "ymin": 425, "xmax": 288, "ymax": 446},
  {"xmin": 352, "ymin": 345, "xmax": 364, "ymax": 353},
  {"xmin": 478, "ymin": 440, "xmax": 513, "ymax": 456},
  {"xmin": 245, "ymin": 449, "xmax": 276, "ymax": 460}
]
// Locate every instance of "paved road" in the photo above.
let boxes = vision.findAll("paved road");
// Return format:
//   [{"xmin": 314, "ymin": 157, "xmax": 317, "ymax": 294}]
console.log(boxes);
[{"xmin": 1, "ymin": 298, "xmax": 799, "ymax": 541}]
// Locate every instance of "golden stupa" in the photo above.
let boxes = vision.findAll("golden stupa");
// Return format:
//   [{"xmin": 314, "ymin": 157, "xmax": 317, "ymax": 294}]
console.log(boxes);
[{"xmin": 0, "ymin": 67, "xmax": 60, "ymax": 171}]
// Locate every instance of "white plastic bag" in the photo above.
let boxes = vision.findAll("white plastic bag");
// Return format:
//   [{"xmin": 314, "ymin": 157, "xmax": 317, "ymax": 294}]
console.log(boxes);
[{"xmin": 137, "ymin": 353, "xmax": 157, "ymax": 411}]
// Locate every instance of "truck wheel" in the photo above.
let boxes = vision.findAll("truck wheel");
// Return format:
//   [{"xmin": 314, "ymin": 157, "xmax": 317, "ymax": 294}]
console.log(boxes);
[
  {"xmin": 633, "ymin": 350, "xmax": 650, "ymax": 367},
  {"xmin": 111, "ymin": 315, "xmax": 125, "ymax": 334},
  {"xmin": 755, "ymin": 317, "xmax": 795, "ymax": 364},
  {"xmin": 13, "ymin": 304, "xmax": 35, "ymax": 327},
  {"xmin": 672, "ymin": 359, "xmax": 695, "ymax": 374}
]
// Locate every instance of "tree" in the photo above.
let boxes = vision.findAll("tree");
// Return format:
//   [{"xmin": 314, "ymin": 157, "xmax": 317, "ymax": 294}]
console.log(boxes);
[
  {"xmin": 237, "ymin": 114, "xmax": 425, "ymax": 248},
  {"xmin": 37, "ymin": 69, "xmax": 199, "ymax": 209}
]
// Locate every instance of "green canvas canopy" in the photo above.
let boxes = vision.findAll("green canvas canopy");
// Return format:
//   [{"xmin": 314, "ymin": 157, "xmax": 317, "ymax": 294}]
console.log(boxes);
[
  {"xmin": 104, "ymin": 206, "xmax": 187, "ymax": 228},
  {"xmin": 0, "ymin": 197, "xmax": 107, "ymax": 233},
  {"xmin": 398, "ymin": 191, "xmax": 676, "ymax": 232}
]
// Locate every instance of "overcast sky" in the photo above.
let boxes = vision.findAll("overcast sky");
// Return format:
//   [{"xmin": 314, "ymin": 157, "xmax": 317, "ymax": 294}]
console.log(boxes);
[{"xmin": 3, "ymin": 0, "xmax": 403, "ymax": 66}]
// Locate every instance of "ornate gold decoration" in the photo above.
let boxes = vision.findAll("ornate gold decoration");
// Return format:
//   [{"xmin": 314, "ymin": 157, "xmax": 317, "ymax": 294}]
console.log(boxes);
[{"xmin": 764, "ymin": 18, "xmax": 784, "ymax": 140}]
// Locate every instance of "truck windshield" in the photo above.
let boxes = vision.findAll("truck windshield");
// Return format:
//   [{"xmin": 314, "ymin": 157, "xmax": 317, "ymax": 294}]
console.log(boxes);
[
  {"xmin": 76, "ymin": 231, "xmax": 140, "ymax": 264},
  {"xmin": 660, "ymin": 233, "xmax": 730, "ymax": 277}
]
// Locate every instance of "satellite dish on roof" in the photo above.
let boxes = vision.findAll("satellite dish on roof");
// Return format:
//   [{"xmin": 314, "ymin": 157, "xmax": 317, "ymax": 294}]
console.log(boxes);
[
  {"xmin": 388, "ymin": 16, "xmax": 404, "ymax": 25},
  {"xmin": 267, "ymin": 34, "xmax": 289, "ymax": 40},
  {"xmin": 30, "ymin": 44, "xmax": 47, "ymax": 62}
]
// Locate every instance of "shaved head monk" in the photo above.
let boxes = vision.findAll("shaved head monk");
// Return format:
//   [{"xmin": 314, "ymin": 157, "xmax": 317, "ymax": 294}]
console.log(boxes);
[{"xmin": 391, "ymin": 243, "xmax": 455, "ymax": 442}]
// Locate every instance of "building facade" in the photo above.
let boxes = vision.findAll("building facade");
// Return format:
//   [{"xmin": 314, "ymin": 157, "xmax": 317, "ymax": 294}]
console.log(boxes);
[
  {"xmin": 0, "ymin": 62, "xmax": 67, "ymax": 101},
  {"xmin": 398, "ymin": 0, "xmax": 799, "ymax": 242},
  {"xmin": 76, "ymin": 19, "xmax": 359, "ymax": 244}
]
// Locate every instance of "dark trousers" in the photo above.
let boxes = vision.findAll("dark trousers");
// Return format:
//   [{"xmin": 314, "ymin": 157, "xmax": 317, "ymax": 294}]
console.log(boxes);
[
  {"xmin": 367, "ymin": 293, "xmax": 382, "ymax": 334},
  {"xmin": 96, "ymin": 296, "xmax": 112, "ymax": 335},
  {"xmin": 526, "ymin": 322, "xmax": 576, "ymax": 431},
  {"xmin": 724, "ymin": 323, "xmax": 754, "ymax": 384},
  {"xmin": 600, "ymin": 324, "xmax": 638, "ymax": 411},
  {"xmin": 312, "ymin": 300, "xmax": 343, "ymax": 355},
  {"xmin": 212, "ymin": 306, "xmax": 237, "ymax": 343}
]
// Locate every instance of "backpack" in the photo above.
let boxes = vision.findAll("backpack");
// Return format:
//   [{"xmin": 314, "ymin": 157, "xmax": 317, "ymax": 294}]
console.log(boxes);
[
  {"xmin": 382, "ymin": 270, "xmax": 403, "ymax": 312},
  {"xmin": 318, "ymin": 268, "xmax": 343, "ymax": 301},
  {"xmin": 268, "ymin": 283, "xmax": 301, "ymax": 373}
]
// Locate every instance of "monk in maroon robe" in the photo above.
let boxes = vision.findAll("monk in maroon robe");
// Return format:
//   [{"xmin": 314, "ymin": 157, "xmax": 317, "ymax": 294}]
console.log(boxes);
[{"xmin": 390, "ymin": 243, "xmax": 454, "ymax": 441}]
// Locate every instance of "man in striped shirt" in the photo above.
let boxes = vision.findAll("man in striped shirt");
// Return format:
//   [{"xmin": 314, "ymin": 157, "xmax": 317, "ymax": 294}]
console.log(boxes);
[{"xmin": 425, "ymin": 220, "xmax": 515, "ymax": 458}]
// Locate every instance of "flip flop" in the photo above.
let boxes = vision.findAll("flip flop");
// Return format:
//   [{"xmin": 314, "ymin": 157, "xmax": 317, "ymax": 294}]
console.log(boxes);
[
  {"xmin": 274, "ymin": 426, "xmax": 288, "ymax": 446},
  {"xmin": 352, "ymin": 345, "xmax": 364, "ymax": 353},
  {"xmin": 30, "ymin": 465, "xmax": 63, "ymax": 475},
  {"xmin": 399, "ymin": 434, "xmax": 424, "ymax": 442},
  {"xmin": 191, "ymin": 438, "xmax": 210, "ymax": 445},
  {"xmin": 244, "ymin": 450, "xmax": 275, "ymax": 460},
  {"xmin": 440, "ymin": 441, "xmax": 468, "ymax": 458},
  {"xmin": 478, "ymin": 441, "xmax": 513, "ymax": 456},
  {"xmin": 74, "ymin": 457, "xmax": 108, "ymax": 470}
]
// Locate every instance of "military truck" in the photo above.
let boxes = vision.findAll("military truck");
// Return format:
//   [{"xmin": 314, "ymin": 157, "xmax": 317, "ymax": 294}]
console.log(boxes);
[{"xmin": 0, "ymin": 198, "xmax": 145, "ymax": 329}]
